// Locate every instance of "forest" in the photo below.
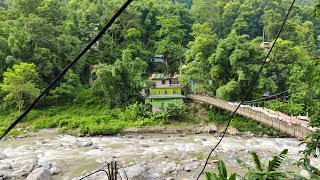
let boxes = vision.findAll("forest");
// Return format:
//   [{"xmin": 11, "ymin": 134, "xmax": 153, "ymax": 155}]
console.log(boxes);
[
  {"xmin": 0, "ymin": 0, "xmax": 319, "ymax": 128},
  {"xmin": 1, "ymin": 0, "xmax": 320, "ymax": 179},
  {"xmin": 0, "ymin": 0, "xmax": 318, "ymax": 127}
]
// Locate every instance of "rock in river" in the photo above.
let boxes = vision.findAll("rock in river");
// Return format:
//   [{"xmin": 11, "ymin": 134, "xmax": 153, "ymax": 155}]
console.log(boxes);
[
  {"xmin": 125, "ymin": 165, "xmax": 147, "ymax": 179},
  {"xmin": 26, "ymin": 167, "xmax": 52, "ymax": 180}
]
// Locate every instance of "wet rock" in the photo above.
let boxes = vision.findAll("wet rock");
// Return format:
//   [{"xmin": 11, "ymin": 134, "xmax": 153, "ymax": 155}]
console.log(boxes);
[
  {"xmin": 184, "ymin": 162, "xmax": 199, "ymax": 172},
  {"xmin": 201, "ymin": 137, "xmax": 207, "ymax": 141},
  {"xmin": 176, "ymin": 164, "xmax": 183, "ymax": 172},
  {"xmin": 138, "ymin": 135, "xmax": 145, "ymax": 139},
  {"xmin": 126, "ymin": 165, "xmax": 147, "ymax": 179},
  {"xmin": 0, "ymin": 154, "xmax": 7, "ymax": 160},
  {"xmin": 243, "ymin": 131, "xmax": 254, "ymax": 138},
  {"xmin": 262, "ymin": 134, "xmax": 269, "ymax": 138},
  {"xmin": 0, "ymin": 164, "xmax": 11, "ymax": 171},
  {"xmin": 26, "ymin": 167, "xmax": 52, "ymax": 180},
  {"xmin": 141, "ymin": 144, "xmax": 149, "ymax": 148},
  {"xmin": 76, "ymin": 140, "xmax": 93, "ymax": 147},
  {"xmin": 300, "ymin": 170, "xmax": 310, "ymax": 179},
  {"xmin": 204, "ymin": 125, "xmax": 218, "ymax": 133},
  {"xmin": 151, "ymin": 173, "xmax": 160, "ymax": 178},
  {"xmin": 50, "ymin": 167, "xmax": 62, "ymax": 175},
  {"xmin": 162, "ymin": 162, "xmax": 176, "ymax": 174},
  {"xmin": 227, "ymin": 127, "xmax": 238, "ymax": 135},
  {"xmin": 37, "ymin": 160, "xmax": 52, "ymax": 169},
  {"xmin": 166, "ymin": 177, "xmax": 175, "ymax": 180},
  {"xmin": 156, "ymin": 139, "xmax": 164, "ymax": 142},
  {"xmin": 11, "ymin": 160, "xmax": 37, "ymax": 178}
]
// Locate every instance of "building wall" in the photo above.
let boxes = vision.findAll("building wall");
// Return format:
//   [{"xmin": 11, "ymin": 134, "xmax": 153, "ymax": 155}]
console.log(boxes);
[
  {"xmin": 150, "ymin": 87, "xmax": 182, "ymax": 95},
  {"xmin": 155, "ymin": 79, "xmax": 170, "ymax": 87}
]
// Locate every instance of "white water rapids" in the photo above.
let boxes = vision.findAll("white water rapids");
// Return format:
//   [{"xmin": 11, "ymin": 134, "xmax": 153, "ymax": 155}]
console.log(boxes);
[{"xmin": 0, "ymin": 129, "xmax": 313, "ymax": 180}]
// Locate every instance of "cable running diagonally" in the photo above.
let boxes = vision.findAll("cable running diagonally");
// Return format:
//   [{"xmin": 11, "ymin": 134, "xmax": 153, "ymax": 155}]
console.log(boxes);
[
  {"xmin": 196, "ymin": 0, "xmax": 296, "ymax": 179},
  {"xmin": 0, "ymin": 0, "xmax": 134, "ymax": 140}
]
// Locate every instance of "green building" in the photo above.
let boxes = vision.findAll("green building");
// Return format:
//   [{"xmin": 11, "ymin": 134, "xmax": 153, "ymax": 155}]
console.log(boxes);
[{"xmin": 145, "ymin": 74, "xmax": 185, "ymax": 111}]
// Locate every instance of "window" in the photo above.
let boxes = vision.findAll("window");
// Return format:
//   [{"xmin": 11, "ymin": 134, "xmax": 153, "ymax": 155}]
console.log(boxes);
[
  {"xmin": 164, "ymin": 90, "xmax": 168, "ymax": 94},
  {"xmin": 161, "ymin": 80, "xmax": 166, "ymax": 85},
  {"xmin": 173, "ymin": 90, "xmax": 176, "ymax": 94}
]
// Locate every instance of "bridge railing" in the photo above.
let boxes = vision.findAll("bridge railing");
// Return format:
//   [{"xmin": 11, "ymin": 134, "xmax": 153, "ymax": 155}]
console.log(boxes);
[{"xmin": 188, "ymin": 94, "xmax": 309, "ymax": 140}]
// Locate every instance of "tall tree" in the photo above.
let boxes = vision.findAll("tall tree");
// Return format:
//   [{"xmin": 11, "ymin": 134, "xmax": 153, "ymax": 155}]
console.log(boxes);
[{"xmin": 0, "ymin": 63, "xmax": 40, "ymax": 112}]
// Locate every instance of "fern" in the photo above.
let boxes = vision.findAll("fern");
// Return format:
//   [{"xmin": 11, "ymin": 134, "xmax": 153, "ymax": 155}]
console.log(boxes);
[
  {"xmin": 251, "ymin": 152, "xmax": 263, "ymax": 171},
  {"xmin": 205, "ymin": 160, "xmax": 237, "ymax": 180},
  {"xmin": 268, "ymin": 149, "xmax": 288, "ymax": 172},
  {"xmin": 218, "ymin": 160, "xmax": 228, "ymax": 178}
]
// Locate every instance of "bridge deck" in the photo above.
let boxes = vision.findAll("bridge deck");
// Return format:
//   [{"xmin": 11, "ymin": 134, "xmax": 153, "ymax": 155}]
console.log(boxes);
[{"xmin": 188, "ymin": 94, "xmax": 310, "ymax": 140}]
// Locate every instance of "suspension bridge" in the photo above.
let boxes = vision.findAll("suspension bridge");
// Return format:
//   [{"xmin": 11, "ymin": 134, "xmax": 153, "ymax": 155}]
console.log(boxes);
[{"xmin": 188, "ymin": 94, "xmax": 310, "ymax": 140}]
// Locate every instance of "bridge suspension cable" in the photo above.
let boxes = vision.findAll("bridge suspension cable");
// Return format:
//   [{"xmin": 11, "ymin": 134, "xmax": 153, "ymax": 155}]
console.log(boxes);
[
  {"xmin": 0, "ymin": 0, "xmax": 134, "ymax": 140},
  {"xmin": 196, "ymin": 0, "xmax": 296, "ymax": 179}
]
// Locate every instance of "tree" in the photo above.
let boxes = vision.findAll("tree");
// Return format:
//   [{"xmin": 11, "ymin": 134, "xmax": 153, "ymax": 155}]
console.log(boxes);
[
  {"xmin": 50, "ymin": 70, "xmax": 81, "ymax": 104},
  {"xmin": 0, "ymin": 63, "xmax": 40, "ymax": 111},
  {"xmin": 180, "ymin": 23, "xmax": 217, "ymax": 92},
  {"xmin": 156, "ymin": 14, "xmax": 185, "ymax": 73},
  {"xmin": 92, "ymin": 50, "xmax": 147, "ymax": 107}
]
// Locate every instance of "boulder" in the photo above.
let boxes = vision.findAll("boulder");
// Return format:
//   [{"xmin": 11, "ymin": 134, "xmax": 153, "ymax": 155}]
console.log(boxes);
[
  {"xmin": 184, "ymin": 162, "xmax": 199, "ymax": 172},
  {"xmin": 0, "ymin": 154, "xmax": 7, "ymax": 160},
  {"xmin": 50, "ymin": 167, "xmax": 62, "ymax": 175},
  {"xmin": 138, "ymin": 135, "xmax": 145, "ymax": 139},
  {"xmin": 26, "ymin": 167, "xmax": 52, "ymax": 180},
  {"xmin": 227, "ymin": 127, "xmax": 238, "ymax": 135},
  {"xmin": 204, "ymin": 125, "xmax": 218, "ymax": 133},
  {"xmin": 37, "ymin": 160, "xmax": 52, "ymax": 170},
  {"xmin": 11, "ymin": 160, "xmax": 37, "ymax": 178},
  {"xmin": 300, "ymin": 170, "xmax": 310, "ymax": 179},
  {"xmin": 76, "ymin": 140, "xmax": 93, "ymax": 147},
  {"xmin": 126, "ymin": 165, "xmax": 147, "ymax": 180},
  {"xmin": 0, "ymin": 164, "xmax": 11, "ymax": 171},
  {"xmin": 166, "ymin": 177, "xmax": 175, "ymax": 180}
]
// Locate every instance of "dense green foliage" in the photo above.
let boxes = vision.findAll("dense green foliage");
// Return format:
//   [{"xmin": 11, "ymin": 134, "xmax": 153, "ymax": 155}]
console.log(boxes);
[
  {"xmin": 0, "ymin": 102, "xmax": 195, "ymax": 136},
  {"xmin": 0, "ymin": 0, "xmax": 319, "ymax": 117},
  {"xmin": 0, "ymin": 62, "xmax": 40, "ymax": 111}
]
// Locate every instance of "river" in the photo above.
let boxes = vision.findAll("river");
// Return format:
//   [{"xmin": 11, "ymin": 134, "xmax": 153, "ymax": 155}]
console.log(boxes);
[{"xmin": 0, "ymin": 129, "xmax": 310, "ymax": 179}]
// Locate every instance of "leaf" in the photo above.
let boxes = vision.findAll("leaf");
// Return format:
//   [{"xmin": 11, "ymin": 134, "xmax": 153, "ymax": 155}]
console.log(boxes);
[
  {"xmin": 268, "ymin": 149, "xmax": 288, "ymax": 172},
  {"xmin": 251, "ymin": 152, "xmax": 263, "ymax": 171},
  {"xmin": 229, "ymin": 173, "xmax": 237, "ymax": 180},
  {"xmin": 205, "ymin": 172, "xmax": 218, "ymax": 180},
  {"xmin": 218, "ymin": 160, "xmax": 228, "ymax": 179}
]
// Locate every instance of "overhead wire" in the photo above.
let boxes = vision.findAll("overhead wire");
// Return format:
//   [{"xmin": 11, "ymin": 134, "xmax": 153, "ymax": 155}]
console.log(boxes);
[
  {"xmin": 0, "ymin": 0, "xmax": 134, "ymax": 140},
  {"xmin": 196, "ymin": 0, "xmax": 296, "ymax": 179}
]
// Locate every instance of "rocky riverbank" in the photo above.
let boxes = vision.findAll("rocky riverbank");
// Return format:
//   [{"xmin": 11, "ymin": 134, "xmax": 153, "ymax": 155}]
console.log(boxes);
[{"xmin": 0, "ymin": 129, "xmax": 305, "ymax": 180}]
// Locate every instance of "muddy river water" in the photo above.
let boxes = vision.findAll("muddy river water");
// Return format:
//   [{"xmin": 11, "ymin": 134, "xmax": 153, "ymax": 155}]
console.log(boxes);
[{"xmin": 0, "ymin": 129, "xmax": 315, "ymax": 179}]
